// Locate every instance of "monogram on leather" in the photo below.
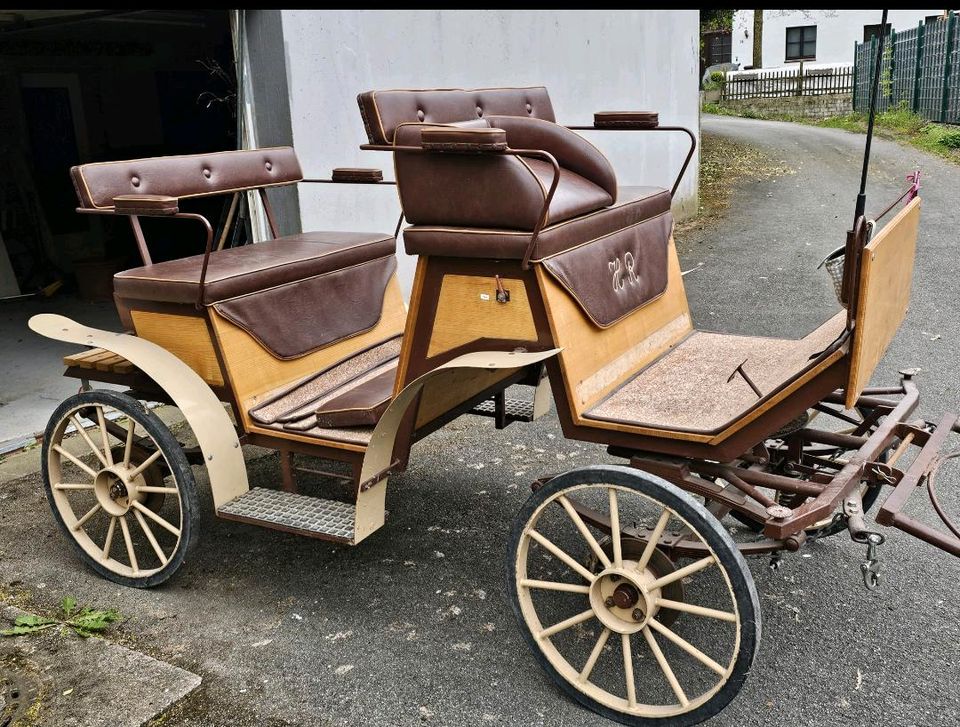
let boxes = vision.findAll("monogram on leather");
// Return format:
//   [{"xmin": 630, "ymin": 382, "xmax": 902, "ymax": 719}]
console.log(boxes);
[
  {"xmin": 541, "ymin": 211, "xmax": 674, "ymax": 328},
  {"xmin": 357, "ymin": 87, "xmax": 556, "ymax": 145},
  {"xmin": 114, "ymin": 232, "xmax": 395, "ymax": 305},
  {"xmin": 214, "ymin": 255, "xmax": 397, "ymax": 360},
  {"xmin": 72, "ymin": 147, "xmax": 302, "ymax": 209}
]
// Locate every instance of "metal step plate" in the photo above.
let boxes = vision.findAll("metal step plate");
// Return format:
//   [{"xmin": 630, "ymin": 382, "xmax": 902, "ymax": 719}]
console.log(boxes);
[
  {"xmin": 471, "ymin": 397, "xmax": 535, "ymax": 421},
  {"xmin": 217, "ymin": 487, "xmax": 355, "ymax": 542}
]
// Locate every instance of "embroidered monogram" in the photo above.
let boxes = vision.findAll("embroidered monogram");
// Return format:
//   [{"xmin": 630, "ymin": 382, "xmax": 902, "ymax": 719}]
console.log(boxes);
[{"xmin": 609, "ymin": 252, "xmax": 642, "ymax": 293}]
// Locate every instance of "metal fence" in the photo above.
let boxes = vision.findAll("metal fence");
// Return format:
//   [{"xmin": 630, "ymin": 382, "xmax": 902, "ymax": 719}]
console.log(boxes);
[
  {"xmin": 854, "ymin": 13, "xmax": 960, "ymax": 123},
  {"xmin": 722, "ymin": 65, "xmax": 853, "ymax": 101}
]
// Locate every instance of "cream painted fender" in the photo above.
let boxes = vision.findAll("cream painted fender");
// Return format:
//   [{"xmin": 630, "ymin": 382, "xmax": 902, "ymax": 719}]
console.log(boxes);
[
  {"xmin": 29, "ymin": 314, "xmax": 247, "ymax": 508},
  {"xmin": 353, "ymin": 348, "xmax": 560, "ymax": 542}
]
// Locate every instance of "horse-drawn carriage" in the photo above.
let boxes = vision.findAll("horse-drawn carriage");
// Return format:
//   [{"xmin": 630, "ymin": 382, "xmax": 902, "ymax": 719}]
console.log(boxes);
[{"xmin": 29, "ymin": 79, "xmax": 958, "ymax": 725}]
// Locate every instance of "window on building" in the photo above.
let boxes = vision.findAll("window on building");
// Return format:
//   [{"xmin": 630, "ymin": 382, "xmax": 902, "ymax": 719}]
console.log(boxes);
[
  {"xmin": 863, "ymin": 23, "xmax": 891, "ymax": 43},
  {"xmin": 785, "ymin": 25, "xmax": 816, "ymax": 62}
]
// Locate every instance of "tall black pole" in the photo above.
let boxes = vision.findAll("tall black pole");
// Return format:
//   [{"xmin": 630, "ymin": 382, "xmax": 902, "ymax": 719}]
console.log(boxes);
[{"xmin": 855, "ymin": 8, "xmax": 889, "ymax": 223}]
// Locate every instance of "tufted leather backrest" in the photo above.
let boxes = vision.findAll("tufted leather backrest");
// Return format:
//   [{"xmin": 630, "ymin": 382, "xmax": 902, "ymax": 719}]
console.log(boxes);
[
  {"xmin": 71, "ymin": 147, "xmax": 303, "ymax": 209},
  {"xmin": 357, "ymin": 87, "xmax": 555, "ymax": 145}
]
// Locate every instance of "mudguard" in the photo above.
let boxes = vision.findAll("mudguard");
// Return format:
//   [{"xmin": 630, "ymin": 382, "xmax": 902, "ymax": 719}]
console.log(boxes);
[
  {"xmin": 29, "ymin": 314, "xmax": 247, "ymax": 508},
  {"xmin": 354, "ymin": 348, "xmax": 560, "ymax": 541}
]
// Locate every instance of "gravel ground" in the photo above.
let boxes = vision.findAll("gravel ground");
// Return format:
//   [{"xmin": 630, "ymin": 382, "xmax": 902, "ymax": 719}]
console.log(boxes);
[{"xmin": 1, "ymin": 115, "xmax": 959, "ymax": 726}]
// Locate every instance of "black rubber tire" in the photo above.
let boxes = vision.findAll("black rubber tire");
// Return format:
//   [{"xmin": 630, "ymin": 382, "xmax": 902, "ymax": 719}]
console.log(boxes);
[
  {"xmin": 41, "ymin": 390, "xmax": 199, "ymax": 588},
  {"xmin": 506, "ymin": 464, "xmax": 761, "ymax": 727}
]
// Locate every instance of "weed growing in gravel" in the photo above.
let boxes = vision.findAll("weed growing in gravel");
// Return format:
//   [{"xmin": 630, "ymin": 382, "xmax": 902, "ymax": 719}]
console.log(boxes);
[{"xmin": 2, "ymin": 597, "xmax": 121, "ymax": 638}]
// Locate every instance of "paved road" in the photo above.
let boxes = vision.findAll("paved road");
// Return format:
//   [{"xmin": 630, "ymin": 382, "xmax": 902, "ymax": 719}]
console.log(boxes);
[{"xmin": 2, "ymin": 116, "xmax": 960, "ymax": 726}]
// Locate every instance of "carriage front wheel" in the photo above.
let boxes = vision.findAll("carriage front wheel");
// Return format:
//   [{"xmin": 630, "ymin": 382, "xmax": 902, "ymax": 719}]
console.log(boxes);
[
  {"xmin": 41, "ymin": 390, "xmax": 199, "ymax": 588},
  {"xmin": 507, "ymin": 465, "xmax": 760, "ymax": 726}
]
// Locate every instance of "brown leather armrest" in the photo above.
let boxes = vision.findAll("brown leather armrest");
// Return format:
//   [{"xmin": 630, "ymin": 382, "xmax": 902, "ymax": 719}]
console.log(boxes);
[
  {"xmin": 420, "ymin": 127, "xmax": 508, "ymax": 152},
  {"xmin": 112, "ymin": 194, "xmax": 179, "ymax": 216},
  {"xmin": 331, "ymin": 168, "xmax": 384, "ymax": 183},
  {"xmin": 593, "ymin": 111, "xmax": 659, "ymax": 129}
]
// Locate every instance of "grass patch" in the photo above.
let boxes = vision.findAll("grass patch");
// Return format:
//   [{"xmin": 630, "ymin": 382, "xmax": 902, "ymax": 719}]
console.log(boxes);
[{"xmin": 704, "ymin": 102, "xmax": 960, "ymax": 163}]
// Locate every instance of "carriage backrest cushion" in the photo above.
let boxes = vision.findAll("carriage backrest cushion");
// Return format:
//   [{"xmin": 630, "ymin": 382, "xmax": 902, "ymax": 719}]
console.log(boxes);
[
  {"xmin": 71, "ymin": 147, "xmax": 303, "ymax": 210},
  {"xmin": 357, "ymin": 87, "xmax": 556, "ymax": 145}
]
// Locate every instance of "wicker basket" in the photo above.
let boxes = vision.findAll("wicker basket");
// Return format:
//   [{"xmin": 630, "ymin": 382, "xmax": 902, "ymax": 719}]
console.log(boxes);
[{"xmin": 818, "ymin": 247, "xmax": 845, "ymax": 305}]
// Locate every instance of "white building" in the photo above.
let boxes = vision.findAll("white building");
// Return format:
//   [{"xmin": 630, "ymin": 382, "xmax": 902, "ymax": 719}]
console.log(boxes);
[
  {"xmin": 241, "ymin": 9, "xmax": 701, "ymax": 292},
  {"xmin": 732, "ymin": 10, "xmax": 949, "ymax": 70}
]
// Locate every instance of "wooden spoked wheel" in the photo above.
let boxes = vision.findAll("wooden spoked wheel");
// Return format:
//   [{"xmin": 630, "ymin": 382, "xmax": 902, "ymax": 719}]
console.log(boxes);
[
  {"xmin": 508, "ymin": 465, "xmax": 759, "ymax": 726},
  {"xmin": 41, "ymin": 390, "xmax": 198, "ymax": 588}
]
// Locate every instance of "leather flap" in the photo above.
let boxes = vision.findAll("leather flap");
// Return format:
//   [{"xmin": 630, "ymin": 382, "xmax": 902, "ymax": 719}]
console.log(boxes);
[
  {"xmin": 594, "ymin": 111, "xmax": 659, "ymax": 129},
  {"xmin": 541, "ymin": 212, "xmax": 673, "ymax": 328},
  {"xmin": 213, "ymin": 255, "xmax": 397, "ymax": 360}
]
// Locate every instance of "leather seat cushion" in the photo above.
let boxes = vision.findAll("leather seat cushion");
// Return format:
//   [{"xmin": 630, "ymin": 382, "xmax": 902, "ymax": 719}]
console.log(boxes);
[
  {"xmin": 114, "ymin": 231, "xmax": 395, "ymax": 304},
  {"xmin": 402, "ymin": 186, "xmax": 670, "ymax": 261}
]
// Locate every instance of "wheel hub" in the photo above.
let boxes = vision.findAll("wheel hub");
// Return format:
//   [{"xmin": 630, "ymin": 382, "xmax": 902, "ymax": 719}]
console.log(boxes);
[
  {"xmin": 94, "ymin": 466, "xmax": 145, "ymax": 516},
  {"xmin": 589, "ymin": 564, "xmax": 661, "ymax": 633}
]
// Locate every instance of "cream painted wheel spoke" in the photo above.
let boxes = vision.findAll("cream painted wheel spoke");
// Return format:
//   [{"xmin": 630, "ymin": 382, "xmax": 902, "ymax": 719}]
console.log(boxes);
[
  {"xmin": 579, "ymin": 627, "xmax": 611, "ymax": 683},
  {"xmin": 72, "ymin": 415, "xmax": 108, "ymax": 468},
  {"xmin": 655, "ymin": 598, "xmax": 737, "ymax": 623},
  {"xmin": 136, "ymin": 486, "xmax": 180, "ymax": 496},
  {"xmin": 642, "ymin": 626, "xmax": 689, "ymax": 707},
  {"xmin": 54, "ymin": 483, "xmax": 95, "ymax": 491},
  {"xmin": 648, "ymin": 618, "xmax": 728, "ymax": 676},
  {"xmin": 127, "ymin": 449, "xmax": 162, "ymax": 480},
  {"xmin": 621, "ymin": 633, "xmax": 637, "ymax": 708},
  {"xmin": 636, "ymin": 509, "xmax": 671, "ymax": 572},
  {"xmin": 527, "ymin": 529, "xmax": 596, "ymax": 583},
  {"xmin": 558, "ymin": 495, "xmax": 611, "ymax": 569},
  {"xmin": 648, "ymin": 555, "xmax": 715, "ymax": 591},
  {"xmin": 53, "ymin": 444, "xmax": 98, "ymax": 479},
  {"xmin": 133, "ymin": 509, "xmax": 169, "ymax": 566},
  {"xmin": 520, "ymin": 579, "xmax": 590, "ymax": 594},
  {"xmin": 131, "ymin": 500, "xmax": 180, "ymax": 537},
  {"xmin": 102, "ymin": 516, "xmax": 117, "ymax": 561},
  {"xmin": 538, "ymin": 608, "xmax": 595, "ymax": 640},
  {"xmin": 72, "ymin": 503, "xmax": 102, "ymax": 531},
  {"xmin": 119, "ymin": 515, "xmax": 139, "ymax": 574},
  {"xmin": 122, "ymin": 418, "xmax": 136, "ymax": 468},
  {"xmin": 95, "ymin": 406, "xmax": 114, "ymax": 466},
  {"xmin": 608, "ymin": 488, "xmax": 622, "ymax": 568}
]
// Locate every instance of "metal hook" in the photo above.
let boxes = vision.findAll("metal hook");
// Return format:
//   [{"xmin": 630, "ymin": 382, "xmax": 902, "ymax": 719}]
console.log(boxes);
[{"xmin": 856, "ymin": 532, "xmax": 885, "ymax": 591}]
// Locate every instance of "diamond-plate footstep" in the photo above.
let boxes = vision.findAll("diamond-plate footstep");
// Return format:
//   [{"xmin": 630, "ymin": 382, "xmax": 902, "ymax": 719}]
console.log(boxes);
[
  {"xmin": 217, "ymin": 487, "xmax": 355, "ymax": 541},
  {"xmin": 471, "ymin": 397, "xmax": 535, "ymax": 421}
]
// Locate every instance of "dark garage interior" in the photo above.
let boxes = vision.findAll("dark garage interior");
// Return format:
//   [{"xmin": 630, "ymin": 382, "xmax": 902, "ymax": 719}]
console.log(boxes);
[{"xmin": 0, "ymin": 9, "xmax": 236, "ymax": 302}]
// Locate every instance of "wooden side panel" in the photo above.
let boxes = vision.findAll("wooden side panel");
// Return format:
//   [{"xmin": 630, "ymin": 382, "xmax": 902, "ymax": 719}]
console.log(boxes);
[
  {"xmin": 537, "ymin": 237, "xmax": 693, "ymax": 415},
  {"xmin": 130, "ymin": 310, "xmax": 225, "ymax": 386},
  {"xmin": 209, "ymin": 275, "xmax": 407, "ymax": 429},
  {"xmin": 426, "ymin": 274, "xmax": 537, "ymax": 357},
  {"xmin": 846, "ymin": 198, "xmax": 921, "ymax": 407}
]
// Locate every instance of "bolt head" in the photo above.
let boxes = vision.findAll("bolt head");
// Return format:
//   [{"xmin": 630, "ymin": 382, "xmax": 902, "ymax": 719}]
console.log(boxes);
[
  {"xmin": 609, "ymin": 574, "xmax": 620, "ymax": 582},
  {"xmin": 604, "ymin": 597, "xmax": 616, "ymax": 608},
  {"xmin": 632, "ymin": 609, "xmax": 644, "ymax": 621}
]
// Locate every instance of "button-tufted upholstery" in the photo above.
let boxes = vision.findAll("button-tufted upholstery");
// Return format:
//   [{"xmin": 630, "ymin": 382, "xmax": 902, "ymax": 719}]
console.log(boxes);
[
  {"xmin": 357, "ymin": 87, "xmax": 555, "ymax": 145},
  {"xmin": 71, "ymin": 147, "xmax": 302, "ymax": 209}
]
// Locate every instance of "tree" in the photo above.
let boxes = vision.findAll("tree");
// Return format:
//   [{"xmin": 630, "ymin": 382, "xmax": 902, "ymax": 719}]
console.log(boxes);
[{"xmin": 753, "ymin": 10, "xmax": 763, "ymax": 69}]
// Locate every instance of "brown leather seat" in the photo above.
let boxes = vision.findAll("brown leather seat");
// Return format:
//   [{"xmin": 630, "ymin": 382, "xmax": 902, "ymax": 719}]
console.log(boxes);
[
  {"xmin": 114, "ymin": 231, "xmax": 395, "ymax": 305},
  {"xmin": 402, "ymin": 186, "xmax": 670, "ymax": 261}
]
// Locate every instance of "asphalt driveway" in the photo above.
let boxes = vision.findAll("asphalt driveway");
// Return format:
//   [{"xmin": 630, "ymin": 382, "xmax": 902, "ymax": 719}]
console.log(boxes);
[{"xmin": 2, "ymin": 115, "xmax": 959, "ymax": 726}]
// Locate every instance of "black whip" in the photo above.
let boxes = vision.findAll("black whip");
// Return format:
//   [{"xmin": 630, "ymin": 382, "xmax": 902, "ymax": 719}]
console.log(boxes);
[{"xmin": 855, "ymin": 8, "xmax": 889, "ymax": 224}]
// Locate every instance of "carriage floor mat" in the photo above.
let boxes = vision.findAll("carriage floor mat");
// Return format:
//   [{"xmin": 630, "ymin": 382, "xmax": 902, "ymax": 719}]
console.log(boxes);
[
  {"xmin": 217, "ymin": 487, "xmax": 356, "ymax": 542},
  {"xmin": 248, "ymin": 335, "xmax": 401, "ymax": 425}
]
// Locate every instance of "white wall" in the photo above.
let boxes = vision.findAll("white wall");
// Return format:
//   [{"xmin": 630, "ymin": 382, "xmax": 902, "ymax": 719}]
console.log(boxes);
[
  {"xmin": 732, "ymin": 10, "xmax": 945, "ymax": 69},
  {"xmin": 272, "ymin": 9, "xmax": 699, "ymax": 294}
]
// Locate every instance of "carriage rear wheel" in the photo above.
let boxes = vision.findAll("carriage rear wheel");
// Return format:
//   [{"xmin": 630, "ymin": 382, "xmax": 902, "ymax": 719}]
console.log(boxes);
[
  {"xmin": 507, "ymin": 465, "xmax": 760, "ymax": 726},
  {"xmin": 41, "ymin": 390, "xmax": 198, "ymax": 588}
]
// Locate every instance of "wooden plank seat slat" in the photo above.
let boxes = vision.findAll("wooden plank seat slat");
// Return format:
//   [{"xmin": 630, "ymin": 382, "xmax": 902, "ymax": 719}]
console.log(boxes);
[{"xmin": 63, "ymin": 348, "xmax": 136, "ymax": 374}]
